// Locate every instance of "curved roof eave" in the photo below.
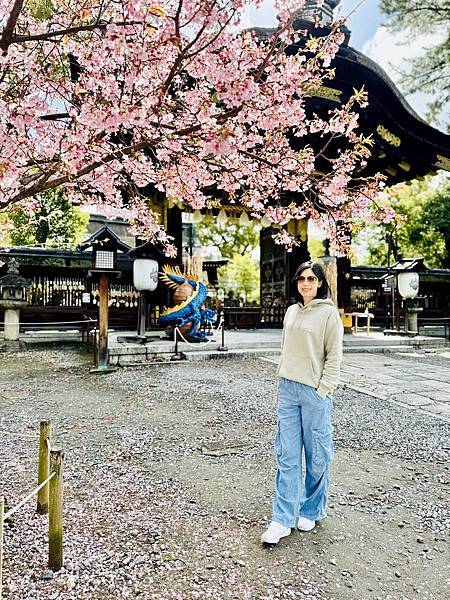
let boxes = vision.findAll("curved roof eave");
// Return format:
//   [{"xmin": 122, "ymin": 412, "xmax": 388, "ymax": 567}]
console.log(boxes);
[{"xmin": 337, "ymin": 43, "xmax": 449, "ymax": 153}]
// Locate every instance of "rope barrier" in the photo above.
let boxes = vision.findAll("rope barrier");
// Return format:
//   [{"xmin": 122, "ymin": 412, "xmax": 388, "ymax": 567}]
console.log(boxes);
[
  {"xmin": 17, "ymin": 319, "xmax": 98, "ymax": 326},
  {"xmin": 175, "ymin": 318, "xmax": 224, "ymax": 347},
  {"xmin": 3, "ymin": 472, "xmax": 55, "ymax": 521},
  {"xmin": 1, "ymin": 420, "xmax": 64, "ymax": 590}
]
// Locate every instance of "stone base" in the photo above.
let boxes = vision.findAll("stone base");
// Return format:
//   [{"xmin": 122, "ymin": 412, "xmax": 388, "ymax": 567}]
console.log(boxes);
[{"xmin": 0, "ymin": 340, "xmax": 28, "ymax": 352}]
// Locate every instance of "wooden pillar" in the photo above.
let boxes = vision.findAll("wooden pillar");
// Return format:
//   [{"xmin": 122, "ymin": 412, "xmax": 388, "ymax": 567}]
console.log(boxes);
[
  {"xmin": 287, "ymin": 241, "xmax": 310, "ymax": 303},
  {"xmin": 286, "ymin": 218, "xmax": 310, "ymax": 303},
  {"xmin": 337, "ymin": 256, "xmax": 352, "ymax": 311},
  {"xmin": 167, "ymin": 206, "xmax": 183, "ymax": 263},
  {"xmin": 97, "ymin": 273, "xmax": 109, "ymax": 367}
]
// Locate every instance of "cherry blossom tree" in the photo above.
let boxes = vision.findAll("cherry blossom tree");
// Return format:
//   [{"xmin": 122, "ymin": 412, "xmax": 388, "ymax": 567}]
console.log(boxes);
[{"xmin": 0, "ymin": 0, "xmax": 389, "ymax": 256}]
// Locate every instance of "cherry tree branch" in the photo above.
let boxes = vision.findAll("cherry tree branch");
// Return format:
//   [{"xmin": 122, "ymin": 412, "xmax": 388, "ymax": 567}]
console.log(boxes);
[
  {"xmin": 10, "ymin": 20, "xmax": 149, "ymax": 44},
  {"xmin": 0, "ymin": 0, "xmax": 24, "ymax": 54}
]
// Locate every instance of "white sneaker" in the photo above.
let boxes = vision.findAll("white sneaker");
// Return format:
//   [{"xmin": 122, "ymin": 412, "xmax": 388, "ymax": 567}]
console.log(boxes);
[
  {"xmin": 297, "ymin": 516, "xmax": 316, "ymax": 531},
  {"xmin": 261, "ymin": 521, "xmax": 291, "ymax": 544}
]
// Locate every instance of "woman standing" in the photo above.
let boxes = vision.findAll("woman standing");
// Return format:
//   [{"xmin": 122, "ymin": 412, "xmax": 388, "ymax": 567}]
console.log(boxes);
[{"xmin": 261, "ymin": 261, "xmax": 344, "ymax": 544}]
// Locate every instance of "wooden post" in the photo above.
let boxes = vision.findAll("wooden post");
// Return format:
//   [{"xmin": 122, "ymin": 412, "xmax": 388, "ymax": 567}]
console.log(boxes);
[
  {"xmin": 49, "ymin": 449, "xmax": 64, "ymax": 571},
  {"xmin": 0, "ymin": 496, "xmax": 4, "ymax": 600},
  {"xmin": 97, "ymin": 273, "xmax": 109, "ymax": 367},
  {"xmin": 37, "ymin": 420, "xmax": 51, "ymax": 514}
]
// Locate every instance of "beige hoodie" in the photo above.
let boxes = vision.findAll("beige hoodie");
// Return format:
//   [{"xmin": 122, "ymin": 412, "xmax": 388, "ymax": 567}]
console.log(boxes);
[{"xmin": 277, "ymin": 299, "xmax": 343, "ymax": 398}]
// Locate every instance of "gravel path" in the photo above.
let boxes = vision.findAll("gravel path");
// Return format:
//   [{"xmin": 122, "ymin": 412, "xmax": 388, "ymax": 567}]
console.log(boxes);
[{"xmin": 0, "ymin": 348, "xmax": 449, "ymax": 600}]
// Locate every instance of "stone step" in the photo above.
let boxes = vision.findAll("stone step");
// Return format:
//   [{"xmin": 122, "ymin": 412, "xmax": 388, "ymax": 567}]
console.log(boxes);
[
  {"xmin": 109, "ymin": 347, "xmax": 282, "ymax": 366},
  {"xmin": 343, "ymin": 345, "xmax": 440, "ymax": 354},
  {"xmin": 184, "ymin": 348, "xmax": 281, "ymax": 362},
  {"xmin": 109, "ymin": 341, "xmax": 450, "ymax": 366},
  {"xmin": 342, "ymin": 336, "xmax": 446, "ymax": 347}
]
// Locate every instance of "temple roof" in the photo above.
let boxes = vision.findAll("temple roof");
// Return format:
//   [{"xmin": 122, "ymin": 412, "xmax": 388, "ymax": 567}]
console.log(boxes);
[
  {"xmin": 78, "ymin": 225, "xmax": 131, "ymax": 254},
  {"xmin": 254, "ymin": 16, "xmax": 450, "ymax": 186},
  {"xmin": 315, "ymin": 34, "xmax": 449, "ymax": 184}
]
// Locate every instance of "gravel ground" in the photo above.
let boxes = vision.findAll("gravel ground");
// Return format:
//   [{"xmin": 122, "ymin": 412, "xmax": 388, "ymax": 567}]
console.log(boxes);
[{"xmin": 0, "ymin": 347, "xmax": 449, "ymax": 600}]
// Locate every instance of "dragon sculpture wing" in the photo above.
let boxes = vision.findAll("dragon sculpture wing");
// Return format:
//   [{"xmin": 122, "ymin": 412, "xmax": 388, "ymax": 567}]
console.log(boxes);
[{"xmin": 159, "ymin": 264, "xmax": 199, "ymax": 290}]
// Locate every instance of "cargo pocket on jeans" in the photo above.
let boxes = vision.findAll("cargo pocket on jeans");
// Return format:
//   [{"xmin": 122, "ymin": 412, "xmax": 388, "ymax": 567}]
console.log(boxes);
[{"xmin": 312, "ymin": 431, "xmax": 335, "ymax": 469}]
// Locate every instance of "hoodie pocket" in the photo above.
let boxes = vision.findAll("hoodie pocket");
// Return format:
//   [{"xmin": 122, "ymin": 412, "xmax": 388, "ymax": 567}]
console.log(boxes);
[{"xmin": 283, "ymin": 354, "xmax": 315, "ymax": 381}]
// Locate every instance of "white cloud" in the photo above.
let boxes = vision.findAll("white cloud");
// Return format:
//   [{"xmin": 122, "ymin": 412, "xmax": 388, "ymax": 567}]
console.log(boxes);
[
  {"xmin": 362, "ymin": 26, "xmax": 444, "ymax": 121},
  {"xmin": 240, "ymin": 0, "xmax": 278, "ymax": 30}
]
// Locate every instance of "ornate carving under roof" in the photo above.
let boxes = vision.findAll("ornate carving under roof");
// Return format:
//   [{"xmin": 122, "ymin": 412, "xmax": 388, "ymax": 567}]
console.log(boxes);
[{"xmin": 252, "ymin": 9, "xmax": 450, "ymax": 187}]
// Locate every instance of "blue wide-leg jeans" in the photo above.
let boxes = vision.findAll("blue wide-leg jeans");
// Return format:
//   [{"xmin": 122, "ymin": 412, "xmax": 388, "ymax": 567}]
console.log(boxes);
[{"xmin": 272, "ymin": 378, "xmax": 335, "ymax": 528}]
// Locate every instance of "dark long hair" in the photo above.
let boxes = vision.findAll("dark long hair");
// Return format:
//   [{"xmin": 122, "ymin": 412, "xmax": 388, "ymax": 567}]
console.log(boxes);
[{"xmin": 293, "ymin": 261, "xmax": 330, "ymax": 301}]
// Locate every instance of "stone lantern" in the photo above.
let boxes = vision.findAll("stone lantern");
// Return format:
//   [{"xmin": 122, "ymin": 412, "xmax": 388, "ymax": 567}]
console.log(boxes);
[{"xmin": 0, "ymin": 257, "xmax": 30, "ymax": 351}]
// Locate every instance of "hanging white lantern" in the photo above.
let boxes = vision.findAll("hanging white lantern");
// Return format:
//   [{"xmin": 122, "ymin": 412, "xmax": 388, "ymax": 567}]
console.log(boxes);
[
  {"xmin": 133, "ymin": 259, "xmax": 159, "ymax": 291},
  {"xmin": 239, "ymin": 211, "xmax": 250, "ymax": 225},
  {"xmin": 192, "ymin": 209, "xmax": 203, "ymax": 223},
  {"xmin": 398, "ymin": 272, "xmax": 419, "ymax": 298},
  {"xmin": 217, "ymin": 208, "xmax": 228, "ymax": 226}
]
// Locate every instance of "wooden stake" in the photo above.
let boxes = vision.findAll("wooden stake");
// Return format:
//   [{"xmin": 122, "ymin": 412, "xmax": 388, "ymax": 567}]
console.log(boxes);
[
  {"xmin": 37, "ymin": 420, "xmax": 51, "ymax": 514},
  {"xmin": 0, "ymin": 496, "xmax": 4, "ymax": 600},
  {"xmin": 48, "ymin": 449, "xmax": 64, "ymax": 571}
]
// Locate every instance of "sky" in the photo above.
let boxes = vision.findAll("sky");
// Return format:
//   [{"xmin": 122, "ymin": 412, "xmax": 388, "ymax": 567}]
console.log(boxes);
[{"xmin": 243, "ymin": 0, "xmax": 436, "ymax": 123}]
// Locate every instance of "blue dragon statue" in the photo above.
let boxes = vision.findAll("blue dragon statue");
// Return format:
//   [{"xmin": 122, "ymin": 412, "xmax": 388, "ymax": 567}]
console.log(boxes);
[{"xmin": 158, "ymin": 265, "xmax": 218, "ymax": 342}]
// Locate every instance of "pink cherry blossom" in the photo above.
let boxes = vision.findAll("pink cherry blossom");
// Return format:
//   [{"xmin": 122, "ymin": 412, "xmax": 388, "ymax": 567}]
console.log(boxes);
[{"xmin": 0, "ymin": 0, "xmax": 391, "ymax": 255}]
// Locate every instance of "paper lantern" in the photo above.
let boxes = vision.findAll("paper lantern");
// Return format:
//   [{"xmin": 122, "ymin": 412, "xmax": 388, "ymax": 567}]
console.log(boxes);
[
  {"xmin": 397, "ymin": 272, "xmax": 419, "ymax": 298},
  {"xmin": 192, "ymin": 209, "xmax": 203, "ymax": 223},
  {"xmin": 217, "ymin": 209, "xmax": 227, "ymax": 225},
  {"xmin": 133, "ymin": 259, "xmax": 159, "ymax": 291},
  {"xmin": 239, "ymin": 211, "xmax": 250, "ymax": 225}
]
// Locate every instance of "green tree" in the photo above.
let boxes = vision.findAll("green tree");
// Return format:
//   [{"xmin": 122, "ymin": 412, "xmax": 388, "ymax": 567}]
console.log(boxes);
[
  {"xmin": 356, "ymin": 178, "xmax": 450, "ymax": 268},
  {"xmin": 196, "ymin": 215, "xmax": 260, "ymax": 260},
  {"xmin": 1, "ymin": 188, "xmax": 89, "ymax": 248},
  {"xmin": 424, "ymin": 182, "xmax": 450, "ymax": 263},
  {"xmin": 218, "ymin": 253, "xmax": 260, "ymax": 304},
  {"xmin": 379, "ymin": 0, "xmax": 450, "ymax": 122},
  {"xmin": 308, "ymin": 237, "xmax": 327, "ymax": 261}
]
